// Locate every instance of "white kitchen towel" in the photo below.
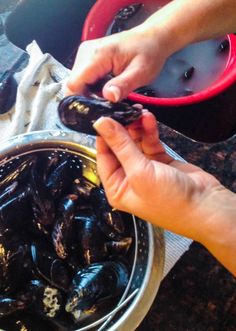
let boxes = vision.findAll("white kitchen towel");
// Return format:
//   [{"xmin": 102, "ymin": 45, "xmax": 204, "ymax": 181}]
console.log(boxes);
[{"xmin": 1, "ymin": 41, "xmax": 192, "ymax": 278}]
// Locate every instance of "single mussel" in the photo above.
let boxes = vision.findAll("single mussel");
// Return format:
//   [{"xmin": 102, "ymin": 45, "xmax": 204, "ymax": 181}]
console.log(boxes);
[
  {"xmin": 30, "ymin": 163, "xmax": 55, "ymax": 234},
  {"xmin": 65, "ymin": 261, "xmax": 129, "ymax": 322},
  {"xmin": 52, "ymin": 193, "xmax": 79, "ymax": 259},
  {"xmin": 0, "ymin": 155, "xmax": 36, "ymax": 192},
  {"xmin": 110, "ymin": 3, "xmax": 143, "ymax": 34},
  {"xmin": 74, "ymin": 210, "xmax": 107, "ymax": 265},
  {"xmin": 31, "ymin": 242, "xmax": 71, "ymax": 292},
  {"xmin": 115, "ymin": 4, "xmax": 143, "ymax": 21},
  {"xmin": 46, "ymin": 155, "xmax": 83, "ymax": 200},
  {"xmin": 58, "ymin": 95, "xmax": 142, "ymax": 135},
  {"xmin": 218, "ymin": 39, "xmax": 229, "ymax": 53},
  {"xmin": 90, "ymin": 187, "xmax": 125, "ymax": 240},
  {"xmin": 135, "ymin": 85, "xmax": 158, "ymax": 97}
]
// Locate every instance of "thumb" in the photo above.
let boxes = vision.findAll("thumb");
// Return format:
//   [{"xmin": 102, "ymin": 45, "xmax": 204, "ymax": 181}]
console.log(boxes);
[
  {"xmin": 103, "ymin": 57, "xmax": 155, "ymax": 102},
  {"xmin": 93, "ymin": 117, "xmax": 148, "ymax": 176}
]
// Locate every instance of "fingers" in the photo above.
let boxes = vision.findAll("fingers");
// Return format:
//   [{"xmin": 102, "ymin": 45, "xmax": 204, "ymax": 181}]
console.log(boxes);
[
  {"xmin": 93, "ymin": 117, "xmax": 148, "ymax": 178},
  {"xmin": 66, "ymin": 40, "xmax": 113, "ymax": 95},
  {"xmin": 140, "ymin": 112, "xmax": 171, "ymax": 162},
  {"xmin": 96, "ymin": 135, "xmax": 121, "ymax": 180},
  {"xmin": 66, "ymin": 39, "xmax": 158, "ymax": 102},
  {"xmin": 103, "ymin": 56, "xmax": 156, "ymax": 101},
  {"xmin": 128, "ymin": 111, "xmax": 173, "ymax": 163},
  {"xmin": 127, "ymin": 105, "xmax": 144, "ymax": 150}
]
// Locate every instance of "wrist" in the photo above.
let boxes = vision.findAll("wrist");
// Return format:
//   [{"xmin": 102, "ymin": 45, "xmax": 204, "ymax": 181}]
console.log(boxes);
[
  {"xmin": 135, "ymin": 1, "xmax": 198, "ymax": 57},
  {"xmin": 196, "ymin": 188, "xmax": 236, "ymax": 275}
]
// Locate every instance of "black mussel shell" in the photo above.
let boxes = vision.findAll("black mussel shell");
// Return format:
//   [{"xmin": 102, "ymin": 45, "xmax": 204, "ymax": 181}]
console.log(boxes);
[
  {"xmin": 115, "ymin": 4, "xmax": 143, "ymax": 21},
  {"xmin": 218, "ymin": 39, "xmax": 229, "ymax": 53},
  {"xmin": 135, "ymin": 85, "xmax": 158, "ymax": 97},
  {"xmin": 58, "ymin": 95, "xmax": 142, "ymax": 135}
]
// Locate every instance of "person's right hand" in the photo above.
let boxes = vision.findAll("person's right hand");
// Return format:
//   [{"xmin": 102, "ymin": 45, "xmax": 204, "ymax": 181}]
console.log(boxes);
[
  {"xmin": 66, "ymin": 26, "xmax": 170, "ymax": 102},
  {"xmin": 93, "ymin": 112, "xmax": 236, "ymax": 275}
]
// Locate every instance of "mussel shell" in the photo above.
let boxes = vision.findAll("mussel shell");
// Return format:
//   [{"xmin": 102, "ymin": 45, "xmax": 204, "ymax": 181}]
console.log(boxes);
[
  {"xmin": 46, "ymin": 155, "xmax": 83, "ymax": 200},
  {"xmin": 65, "ymin": 261, "xmax": 129, "ymax": 320},
  {"xmin": 0, "ymin": 155, "xmax": 36, "ymax": 192},
  {"xmin": 58, "ymin": 95, "xmax": 142, "ymax": 135},
  {"xmin": 115, "ymin": 4, "xmax": 143, "ymax": 21},
  {"xmin": 90, "ymin": 187, "xmax": 125, "ymax": 239},
  {"xmin": 31, "ymin": 242, "xmax": 71, "ymax": 291},
  {"xmin": 135, "ymin": 85, "xmax": 158, "ymax": 97},
  {"xmin": 74, "ymin": 210, "xmax": 107, "ymax": 264},
  {"xmin": 52, "ymin": 194, "xmax": 79, "ymax": 259}
]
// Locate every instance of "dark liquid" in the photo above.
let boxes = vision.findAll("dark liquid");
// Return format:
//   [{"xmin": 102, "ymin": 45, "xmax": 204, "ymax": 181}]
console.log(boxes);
[{"xmin": 107, "ymin": 2, "xmax": 229, "ymax": 98}]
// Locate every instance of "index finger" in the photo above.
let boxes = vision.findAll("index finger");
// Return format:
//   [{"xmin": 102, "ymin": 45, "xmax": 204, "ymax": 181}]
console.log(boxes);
[{"xmin": 93, "ymin": 117, "xmax": 148, "ymax": 176}]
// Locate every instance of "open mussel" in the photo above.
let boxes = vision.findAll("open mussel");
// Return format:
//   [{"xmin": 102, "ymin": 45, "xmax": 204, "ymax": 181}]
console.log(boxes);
[{"xmin": 58, "ymin": 95, "xmax": 142, "ymax": 135}]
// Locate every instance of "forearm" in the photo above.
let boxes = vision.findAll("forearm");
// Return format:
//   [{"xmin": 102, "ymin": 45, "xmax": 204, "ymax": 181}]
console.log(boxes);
[
  {"xmin": 136, "ymin": 0, "xmax": 236, "ymax": 56},
  {"xmin": 196, "ymin": 188, "xmax": 236, "ymax": 276}
]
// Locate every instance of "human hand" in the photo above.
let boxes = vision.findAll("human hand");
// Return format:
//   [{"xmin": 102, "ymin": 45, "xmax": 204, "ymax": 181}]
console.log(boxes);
[
  {"xmin": 93, "ymin": 111, "xmax": 236, "ymax": 275},
  {"xmin": 66, "ymin": 27, "xmax": 170, "ymax": 102},
  {"xmin": 93, "ymin": 111, "xmax": 220, "ymax": 238},
  {"xmin": 66, "ymin": 0, "xmax": 236, "ymax": 103}
]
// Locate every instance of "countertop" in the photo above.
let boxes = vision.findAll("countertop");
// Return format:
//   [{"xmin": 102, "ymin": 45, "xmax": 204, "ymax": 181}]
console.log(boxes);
[
  {"xmin": 0, "ymin": 1, "xmax": 236, "ymax": 330},
  {"xmin": 138, "ymin": 125, "xmax": 236, "ymax": 331}
]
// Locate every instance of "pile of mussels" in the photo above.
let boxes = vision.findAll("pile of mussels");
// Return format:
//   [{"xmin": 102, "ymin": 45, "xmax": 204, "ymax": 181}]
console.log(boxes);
[{"xmin": 0, "ymin": 150, "xmax": 134, "ymax": 330}]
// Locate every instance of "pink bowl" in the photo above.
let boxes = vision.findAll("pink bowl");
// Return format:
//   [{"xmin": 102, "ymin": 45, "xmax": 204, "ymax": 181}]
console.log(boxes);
[{"xmin": 82, "ymin": 0, "xmax": 236, "ymax": 107}]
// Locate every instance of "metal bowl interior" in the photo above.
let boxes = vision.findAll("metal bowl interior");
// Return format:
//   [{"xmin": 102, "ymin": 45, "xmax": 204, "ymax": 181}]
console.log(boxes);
[{"xmin": 0, "ymin": 130, "xmax": 165, "ymax": 331}]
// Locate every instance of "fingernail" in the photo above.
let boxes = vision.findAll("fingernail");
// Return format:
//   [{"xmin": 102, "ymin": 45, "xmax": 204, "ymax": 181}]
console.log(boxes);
[
  {"xmin": 93, "ymin": 117, "xmax": 115, "ymax": 137},
  {"xmin": 106, "ymin": 85, "xmax": 121, "ymax": 102}
]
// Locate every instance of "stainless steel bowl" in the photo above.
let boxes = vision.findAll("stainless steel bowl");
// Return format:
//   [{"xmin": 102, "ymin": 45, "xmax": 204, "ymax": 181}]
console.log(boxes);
[{"xmin": 0, "ymin": 130, "xmax": 165, "ymax": 331}]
